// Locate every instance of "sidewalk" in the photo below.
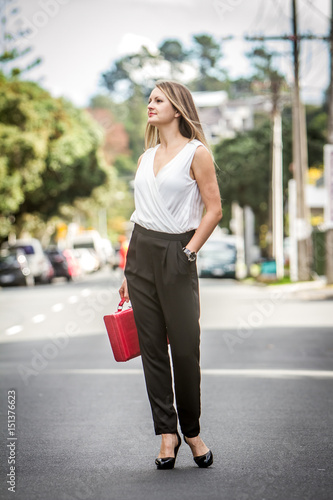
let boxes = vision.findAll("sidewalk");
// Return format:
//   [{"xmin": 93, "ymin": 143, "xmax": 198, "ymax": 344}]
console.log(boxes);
[{"xmin": 262, "ymin": 277, "xmax": 333, "ymax": 301}]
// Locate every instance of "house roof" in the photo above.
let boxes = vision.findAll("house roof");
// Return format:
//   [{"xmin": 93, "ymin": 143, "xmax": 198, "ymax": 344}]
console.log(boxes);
[{"xmin": 192, "ymin": 91, "xmax": 228, "ymax": 107}]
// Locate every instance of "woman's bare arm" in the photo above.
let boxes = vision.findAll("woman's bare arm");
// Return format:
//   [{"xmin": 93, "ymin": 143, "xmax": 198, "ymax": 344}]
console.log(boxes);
[{"xmin": 186, "ymin": 146, "xmax": 222, "ymax": 253}]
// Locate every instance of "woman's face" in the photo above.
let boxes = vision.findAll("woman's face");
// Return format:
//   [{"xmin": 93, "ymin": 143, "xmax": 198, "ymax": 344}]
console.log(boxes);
[{"xmin": 147, "ymin": 87, "xmax": 179, "ymax": 127}]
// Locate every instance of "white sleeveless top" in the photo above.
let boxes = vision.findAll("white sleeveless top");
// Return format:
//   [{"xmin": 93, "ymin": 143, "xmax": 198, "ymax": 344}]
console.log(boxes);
[{"xmin": 130, "ymin": 139, "xmax": 207, "ymax": 233}]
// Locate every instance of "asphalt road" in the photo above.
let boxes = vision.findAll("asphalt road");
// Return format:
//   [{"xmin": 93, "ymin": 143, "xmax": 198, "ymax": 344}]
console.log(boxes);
[{"xmin": 0, "ymin": 269, "xmax": 332, "ymax": 500}]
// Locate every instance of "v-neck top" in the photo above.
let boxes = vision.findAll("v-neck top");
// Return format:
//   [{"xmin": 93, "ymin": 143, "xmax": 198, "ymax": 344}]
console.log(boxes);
[{"xmin": 130, "ymin": 139, "xmax": 207, "ymax": 233}]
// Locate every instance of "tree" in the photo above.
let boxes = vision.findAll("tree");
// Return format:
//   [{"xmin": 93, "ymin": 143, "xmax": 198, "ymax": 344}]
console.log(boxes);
[
  {"xmin": 158, "ymin": 39, "xmax": 188, "ymax": 79},
  {"xmin": 214, "ymin": 116, "xmax": 293, "ymax": 233},
  {"xmin": 306, "ymin": 105, "xmax": 327, "ymax": 168},
  {"xmin": 102, "ymin": 46, "xmax": 160, "ymax": 99},
  {"xmin": 248, "ymin": 45, "xmax": 287, "ymax": 112},
  {"xmin": 91, "ymin": 87, "xmax": 147, "ymax": 164},
  {"xmin": 0, "ymin": 74, "xmax": 108, "ymax": 238},
  {"xmin": 189, "ymin": 34, "xmax": 227, "ymax": 91},
  {"xmin": 0, "ymin": 0, "xmax": 41, "ymax": 78}
]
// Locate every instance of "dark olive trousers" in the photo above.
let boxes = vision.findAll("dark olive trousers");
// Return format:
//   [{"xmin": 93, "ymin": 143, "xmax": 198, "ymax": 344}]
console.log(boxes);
[{"xmin": 125, "ymin": 224, "xmax": 201, "ymax": 438}]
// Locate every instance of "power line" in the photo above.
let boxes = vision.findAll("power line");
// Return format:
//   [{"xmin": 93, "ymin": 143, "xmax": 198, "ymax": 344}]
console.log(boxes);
[
  {"xmin": 300, "ymin": 0, "xmax": 329, "ymax": 21},
  {"xmin": 274, "ymin": 0, "xmax": 292, "ymax": 22},
  {"xmin": 247, "ymin": 0, "xmax": 268, "ymax": 33}
]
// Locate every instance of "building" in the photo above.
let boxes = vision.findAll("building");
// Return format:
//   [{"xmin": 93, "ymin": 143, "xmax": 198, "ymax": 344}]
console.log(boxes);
[{"xmin": 192, "ymin": 91, "xmax": 273, "ymax": 143}]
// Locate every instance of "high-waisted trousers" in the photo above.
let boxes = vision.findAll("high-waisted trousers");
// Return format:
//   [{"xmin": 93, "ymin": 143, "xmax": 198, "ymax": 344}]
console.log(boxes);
[{"xmin": 124, "ymin": 224, "xmax": 201, "ymax": 438}]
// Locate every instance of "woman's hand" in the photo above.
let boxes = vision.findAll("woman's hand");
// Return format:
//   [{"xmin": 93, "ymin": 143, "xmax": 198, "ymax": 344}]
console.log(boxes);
[{"xmin": 119, "ymin": 277, "xmax": 130, "ymax": 302}]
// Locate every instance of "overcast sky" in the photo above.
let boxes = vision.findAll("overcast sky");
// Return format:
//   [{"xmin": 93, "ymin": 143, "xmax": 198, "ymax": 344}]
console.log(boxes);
[{"xmin": 5, "ymin": 0, "xmax": 331, "ymax": 106}]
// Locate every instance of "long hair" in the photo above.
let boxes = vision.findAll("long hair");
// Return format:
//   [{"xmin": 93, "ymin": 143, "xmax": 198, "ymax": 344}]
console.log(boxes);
[{"xmin": 145, "ymin": 80, "xmax": 211, "ymax": 153}]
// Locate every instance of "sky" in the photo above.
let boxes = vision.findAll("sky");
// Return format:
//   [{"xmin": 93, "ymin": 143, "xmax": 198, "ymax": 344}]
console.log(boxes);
[{"xmin": 3, "ymin": 0, "xmax": 331, "ymax": 107}]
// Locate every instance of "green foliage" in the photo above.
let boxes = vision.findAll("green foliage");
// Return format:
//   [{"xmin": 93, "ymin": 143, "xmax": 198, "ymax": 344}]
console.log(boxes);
[
  {"xmin": 102, "ymin": 33, "xmax": 227, "ymax": 98},
  {"xmin": 159, "ymin": 39, "xmax": 188, "ymax": 64},
  {"xmin": 0, "ymin": 74, "xmax": 107, "ymax": 237},
  {"xmin": 102, "ymin": 46, "xmax": 160, "ymax": 99},
  {"xmin": 190, "ymin": 34, "xmax": 225, "ymax": 90},
  {"xmin": 91, "ymin": 87, "xmax": 146, "ymax": 163},
  {"xmin": 101, "ymin": 33, "xmax": 228, "ymax": 159},
  {"xmin": 123, "ymin": 86, "xmax": 147, "ymax": 160},
  {"xmin": 0, "ymin": 0, "xmax": 42, "ymax": 78},
  {"xmin": 98, "ymin": 36, "xmax": 327, "ymax": 237},
  {"xmin": 113, "ymin": 154, "xmax": 137, "ymax": 179},
  {"xmin": 306, "ymin": 105, "xmax": 327, "ymax": 167},
  {"xmin": 214, "ymin": 115, "xmax": 293, "ymax": 231}
]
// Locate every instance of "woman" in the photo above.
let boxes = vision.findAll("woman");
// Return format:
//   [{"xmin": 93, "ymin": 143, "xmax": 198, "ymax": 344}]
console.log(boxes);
[{"xmin": 119, "ymin": 80, "xmax": 222, "ymax": 470}]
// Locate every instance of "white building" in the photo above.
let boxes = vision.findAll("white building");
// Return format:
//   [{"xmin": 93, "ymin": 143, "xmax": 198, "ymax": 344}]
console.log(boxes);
[{"xmin": 192, "ymin": 91, "xmax": 273, "ymax": 144}]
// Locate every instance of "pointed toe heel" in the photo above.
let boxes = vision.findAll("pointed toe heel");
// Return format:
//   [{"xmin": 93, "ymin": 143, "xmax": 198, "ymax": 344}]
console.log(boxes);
[
  {"xmin": 183, "ymin": 435, "xmax": 213, "ymax": 468},
  {"xmin": 155, "ymin": 456, "xmax": 176, "ymax": 470},
  {"xmin": 193, "ymin": 449, "xmax": 213, "ymax": 468},
  {"xmin": 155, "ymin": 431, "xmax": 181, "ymax": 470}
]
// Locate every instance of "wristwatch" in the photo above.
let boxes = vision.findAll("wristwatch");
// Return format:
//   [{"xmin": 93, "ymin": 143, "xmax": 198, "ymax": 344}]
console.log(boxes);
[{"xmin": 182, "ymin": 247, "xmax": 197, "ymax": 262}]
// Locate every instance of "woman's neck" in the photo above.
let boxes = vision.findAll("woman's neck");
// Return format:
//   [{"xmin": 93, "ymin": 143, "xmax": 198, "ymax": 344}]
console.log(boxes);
[{"xmin": 158, "ymin": 125, "xmax": 187, "ymax": 150}]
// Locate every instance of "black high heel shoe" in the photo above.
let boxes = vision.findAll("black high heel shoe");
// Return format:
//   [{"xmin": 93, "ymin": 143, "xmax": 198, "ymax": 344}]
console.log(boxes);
[
  {"xmin": 183, "ymin": 435, "xmax": 213, "ymax": 468},
  {"xmin": 155, "ymin": 431, "xmax": 181, "ymax": 470}
]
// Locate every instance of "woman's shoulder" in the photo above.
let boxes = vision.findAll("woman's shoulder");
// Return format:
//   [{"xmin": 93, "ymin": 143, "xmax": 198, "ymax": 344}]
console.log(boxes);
[
  {"xmin": 142, "ymin": 145, "xmax": 159, "ymax": 157},
  {"xmin": 137, "ymin": 145, "xmax": 158, "ymax": 165},
  {"xmin": 189, "ymin": 139, "xmax": 209, "ymax": 152},
  {"xmin": 190, "ymin": 140, "xmax": 214, "ymax": 169},
  {"xmin": 189, "ymin": 139, "xmax": 211, "ymax": 157}
]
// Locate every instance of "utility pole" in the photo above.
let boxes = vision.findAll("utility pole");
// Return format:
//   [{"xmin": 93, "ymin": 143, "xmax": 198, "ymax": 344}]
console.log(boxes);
[
  {"xmin": 272, "ymin": 107, "xmax": 284, "ymax": 279},
  {"xmin": 291, "ymin": 0, "xmax": 312, "ymax": 281},
  {"xmin": 328, "ymin": 0, "xmax": 333, "ymax": 145},
  {"xmin": 326, "ymin": 0, "xmax": 333, "ymax": 285},
  {"xmin": 245, "ymin": 0, "xmax": 328, "ymax": 281}
]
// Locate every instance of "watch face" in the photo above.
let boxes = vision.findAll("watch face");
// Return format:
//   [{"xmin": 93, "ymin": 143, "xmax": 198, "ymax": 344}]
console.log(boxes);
[{"xmin": 183, "ymin": 247, "xmax": 196, "ymax": 262}]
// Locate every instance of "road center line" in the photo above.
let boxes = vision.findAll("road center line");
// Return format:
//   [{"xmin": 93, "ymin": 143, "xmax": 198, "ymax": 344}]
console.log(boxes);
[
  {"xmin": 5, "ymin": 325, "xmax": 23, "ymax": 336},
  {"xmin": 32, "ymin": 314, "xmax": 46, "ymax": 324},
  {"xmin": 44, "ymin": 368, "xmax": 333, "ymax": 378},
  {"xmin": 68, "ymin": 296, "xmax": 79, "ymax": 304},
  {"xmin": 52, "ymin": 303, "xmax": 64, "ymax": 312}
]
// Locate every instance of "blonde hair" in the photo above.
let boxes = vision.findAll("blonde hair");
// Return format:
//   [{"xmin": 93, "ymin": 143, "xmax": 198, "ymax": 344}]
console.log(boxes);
[{"xmin": 145, "ymin": 80, "xmax": 211, "ymax": 154}]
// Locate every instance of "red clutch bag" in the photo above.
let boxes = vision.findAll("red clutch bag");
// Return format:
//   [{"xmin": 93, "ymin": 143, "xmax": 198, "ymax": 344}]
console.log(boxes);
[{"xmin": 103, "ymin": 298, "xmax": 140, "ymax": 362}]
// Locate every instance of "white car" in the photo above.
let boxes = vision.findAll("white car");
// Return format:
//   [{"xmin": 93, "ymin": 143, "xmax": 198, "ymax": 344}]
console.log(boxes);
[
  {"xmin": 74, "ymin": 248, "xmax": 100, "ymax": 273},
  {"xmin": 1, "ymin": 239, "xmax": 54, "ymax": 283}
]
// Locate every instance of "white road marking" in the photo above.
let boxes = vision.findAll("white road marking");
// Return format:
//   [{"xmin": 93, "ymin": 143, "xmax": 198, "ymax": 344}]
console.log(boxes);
[
  {"xmin": 51, "ymin": 303, "xmax": 64, "ymax": 312},
  {"xmin": 201, "ymin": 369, "xmax": 333, "ymax": 378},
  {"xmin": 5, "ymin": 325, "xmax": 23, "ymax": 336},
  {"xmin": 44, "ymin": 368, "xmax": 333, "ymax": 378},
  {"xmin": 47, "ymin": 369, "xmax": 143, "ymax": 375},
  {"xmin": 81, "ymin": 289, "xmax": 91, "ymax": 297},
  {"xmin": 68, "ymin": 295, "xmax": 79, "ymax": 304},
  {"xmin": 32, "ymin": 314, "xmax": 46, "ymax": 324}
]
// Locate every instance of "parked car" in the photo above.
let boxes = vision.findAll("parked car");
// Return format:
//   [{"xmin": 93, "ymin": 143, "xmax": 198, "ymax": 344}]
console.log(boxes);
[
  {"xmin": 0, "ymin": 250, "xmax": 35, "ymax": 287},
  {"xmin": 62, "ymin": 249, "xmax": 82, "ymax": 279},
  {"xmin": 100, "ymin": 238, "xmax": 116, "ymax": 268},
  {"xmin": 74, "ymin": 248, "xmax": 100, "ymax": 273},
  {"xmin": 1, "ymin": 239, "xmax": 54, "ymax": 283},
  {"xmin": 45, "ymin": 247, "xmax": 81, "ymax": 281},
  {"xmin": 197, "ymin": 239, "xmax": 237, "ymax": 279},
  {"xmin": 72, "ymin": 231, "xmax": 106, "ymax": 268}
]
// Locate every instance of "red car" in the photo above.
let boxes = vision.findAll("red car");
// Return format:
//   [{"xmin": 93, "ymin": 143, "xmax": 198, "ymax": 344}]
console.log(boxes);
[{"xmin": 45, "ymin": 248, "xmax": 81, "ymax": 281}]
